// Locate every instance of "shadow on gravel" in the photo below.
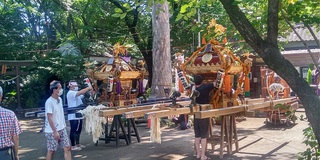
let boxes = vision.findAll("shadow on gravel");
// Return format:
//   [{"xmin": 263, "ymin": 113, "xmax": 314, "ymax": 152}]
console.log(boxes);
[{"xmin": 257, "ymin": 122, "xmax": 298, "ymax": 131}]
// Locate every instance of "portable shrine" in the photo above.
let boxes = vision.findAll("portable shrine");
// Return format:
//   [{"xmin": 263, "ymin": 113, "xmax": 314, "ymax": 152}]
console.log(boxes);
[
  {"xmin": 86, "ymin": 43, "xmax": 144, "ymax": 106},
  {"xmin": 180, "ymin": 39, "xmax": 252, "ymax": 108}
]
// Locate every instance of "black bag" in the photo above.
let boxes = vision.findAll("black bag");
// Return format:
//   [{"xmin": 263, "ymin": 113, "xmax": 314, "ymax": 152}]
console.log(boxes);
[{"xmin": 75, "ymin": 112, "xmax": 83, "ymax": 118}]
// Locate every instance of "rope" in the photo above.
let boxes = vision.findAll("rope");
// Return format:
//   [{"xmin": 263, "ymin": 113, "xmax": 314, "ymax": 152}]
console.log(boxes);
[{"xmin": 0, "ymin": 75, "xmax": 20, "ymax": 84}]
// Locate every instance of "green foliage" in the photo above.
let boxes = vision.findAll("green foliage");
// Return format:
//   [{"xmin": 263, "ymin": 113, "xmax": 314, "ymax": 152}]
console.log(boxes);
[
  {"xmin": 309, "ymin": 64, "xmax": 315, "ymax": 69},
  {"xmin": 298, "ymin": 126, "xmax": 320, "ymax": 160},
  {"xmin": 285, "ymin": 1, "xmax": 320, "ymax": 25},
  {"xmin": 1, "ymin": 91, "xmax": 17, "ymax": 109},
  {"xmin": 274, "ymin": 103, "xmax": 297, "ymax": 122},
  {"xmin": 146, "ymin": 88, "xmax": 152, "ymax": 98},
  {"xmin": 18, "ymin": 49, "xmax": 85, "ymax": 109},
  {"xmin": 0, "ymin": 2, "xmax": 29, "ymax": 57},
  {"xmin": 306, "ymin": 68, "xmax": 312, "ymax": 84},
  {"xmin": 21, "ymin": 75, "xmax": 46, "ymax": 109},
  {"xmin": 173, "ymin": 0, "xmax": 256, "ymax": 56},
  {"xmin": 36, "ymin": 51, "xmax": 84, "ymax": 81}
]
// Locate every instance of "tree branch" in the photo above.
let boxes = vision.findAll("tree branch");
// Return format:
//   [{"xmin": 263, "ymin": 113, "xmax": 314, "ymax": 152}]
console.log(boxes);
[
  {"xmin": 306, "ymin": 24, "xmax": 320, "ymax": 48},
  {"xmin": 219, "ymin": 0, "xmax": 265, "ymax": 54},
  {"xmin": 281, "ymin": 9, "xmax": 319, "ymax": 68},
  {"xmin": 108, "ymin": 0, "xmax": 153, "ymax": 85},
  {"xmin": 266, "ymin": 0, "xmax": 279, "ymax": 46}
]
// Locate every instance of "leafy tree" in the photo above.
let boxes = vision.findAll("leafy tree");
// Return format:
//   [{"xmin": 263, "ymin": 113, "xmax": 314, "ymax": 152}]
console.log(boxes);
[
  {"xmin": 215, "ymin": 0, "xmax": 320, "ymax": 144},
  {"xmin": 35, "ymin": 51, "xmax": 84, "ymax": 81},
  {"xmin": 172, "ymin": 0, "xmax": 320, "ymax": 145}
]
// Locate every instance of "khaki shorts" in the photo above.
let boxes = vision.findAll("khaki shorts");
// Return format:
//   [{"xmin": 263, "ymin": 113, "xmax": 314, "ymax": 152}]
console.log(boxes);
[{"xmin": 45, "ymin": 128, "xmax": 70, "ymax": 151}]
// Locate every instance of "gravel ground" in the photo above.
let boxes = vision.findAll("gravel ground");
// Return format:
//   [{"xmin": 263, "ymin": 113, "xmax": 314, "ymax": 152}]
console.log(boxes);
[{"xmin": 18, "ymin": 108, "xmax": 308, "ymax": 160}]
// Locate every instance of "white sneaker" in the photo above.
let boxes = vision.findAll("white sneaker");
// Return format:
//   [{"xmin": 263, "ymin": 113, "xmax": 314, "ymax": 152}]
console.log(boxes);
[
  {"xmin": 77, "ymin": 144, "xmax": 86, "ymax": 148},
  {"xmin": 71, "ymin": 146, "xmax": 82, "ymax": 151}
]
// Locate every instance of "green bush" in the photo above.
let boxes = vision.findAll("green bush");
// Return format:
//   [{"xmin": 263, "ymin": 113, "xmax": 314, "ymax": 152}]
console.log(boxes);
[
  {"xmin": 306, "ymin": 68, "xmax": 312, "ymax": 84},
  {"xmin": 298, "ymin": 126, "xmax": 320, "ymax": 160}
]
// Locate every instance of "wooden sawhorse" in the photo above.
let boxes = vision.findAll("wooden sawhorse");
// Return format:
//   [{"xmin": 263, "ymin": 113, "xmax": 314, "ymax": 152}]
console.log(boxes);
[
  {"xmin": 207, "ymin": 115, "xmax": 239, "ymax": 158},
  {"xmin": 98, "ymin": 115, "xmax": 140, "ymax": 147}
]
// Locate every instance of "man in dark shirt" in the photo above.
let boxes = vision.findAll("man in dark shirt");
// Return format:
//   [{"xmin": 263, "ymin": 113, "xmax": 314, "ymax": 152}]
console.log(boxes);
[{"xmin": 194, "ymin": 75, "xmax": 215, "ymax": 160}]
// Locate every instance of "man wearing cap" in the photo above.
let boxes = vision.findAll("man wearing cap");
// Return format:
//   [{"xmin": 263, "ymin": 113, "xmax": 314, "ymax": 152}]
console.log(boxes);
[
  {"xmin": 44, "ymin": 80, "xmax": 72, "ymax": 160},
  {"xmin": 0, "ymin": 86, "xmax": 22, "ymax": 160},
  {"xmin": 67, "ymin": 80, "xmax": 92, "ymax": 151}
]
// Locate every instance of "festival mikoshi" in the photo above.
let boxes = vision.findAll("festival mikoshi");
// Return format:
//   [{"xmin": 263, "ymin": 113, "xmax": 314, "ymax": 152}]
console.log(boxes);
[
  {"xmin": 80, "ymin": 41, "xmax": 297, "ymax": 158},
  {"xmin": 85, "ymin": 43, "xmax": 146, "ymax": 107}
]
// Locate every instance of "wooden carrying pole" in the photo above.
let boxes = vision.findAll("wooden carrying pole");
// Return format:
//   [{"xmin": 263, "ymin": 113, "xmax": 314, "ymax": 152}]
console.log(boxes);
[
  {"xmin": 195, "ymin": 97, "xmax": 297, "ymax": 119},
  {"xmin": 99, "ymin": 97, "xmax": 297, "ymax": 119},
  {"xmin": 99, "ymin": 101, "xmax": 191, "ymax": 117}
]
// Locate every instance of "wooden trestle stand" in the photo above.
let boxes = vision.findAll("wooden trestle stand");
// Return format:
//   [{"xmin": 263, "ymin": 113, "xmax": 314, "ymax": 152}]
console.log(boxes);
[
  {"xmin": 98, "ymin": 115, "xmax": 140, "ymax": 147},
  {"xmin": 97, "ymin": 95, "xmax": 296, "ymax": 158},
  {"xmin": 207, "ymin": 115, "xmax": 239, "ymax": 158}
]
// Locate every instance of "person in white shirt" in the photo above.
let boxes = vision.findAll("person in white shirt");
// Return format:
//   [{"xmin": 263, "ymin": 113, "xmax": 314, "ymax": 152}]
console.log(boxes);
[
  {"xmin": 44, "ymin": 80, "xmax": 71, "ymax": 160},
  {"xmin": 67, "ymin": 80, "xmax": 92, "ymax": 151}
]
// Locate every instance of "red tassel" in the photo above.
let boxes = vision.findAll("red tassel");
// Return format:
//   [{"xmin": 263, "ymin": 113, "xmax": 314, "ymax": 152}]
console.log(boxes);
[
  {"xmin": 224, "ymin": 75, "xmax": 231, "ymax": 92},
  {"xmin": 202, "ymin": 37, "xmax": 206, "ymax": 44},
  {"xmin": 244, "ymin": 76, "xmax": 250, "ymax": 92},
  {"xmin": 223, "ymin": 37, "xmax": 227, "ymax": 44}
]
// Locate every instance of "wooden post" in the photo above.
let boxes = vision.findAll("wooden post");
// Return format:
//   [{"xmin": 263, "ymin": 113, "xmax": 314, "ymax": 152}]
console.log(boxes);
[
  {"xmin": 0, "ymin": 60, "xmax": 34, "ymax": 110},
  {"xmin": 15, "ymin": 66, "xmax": 21, "ymax": 110}
]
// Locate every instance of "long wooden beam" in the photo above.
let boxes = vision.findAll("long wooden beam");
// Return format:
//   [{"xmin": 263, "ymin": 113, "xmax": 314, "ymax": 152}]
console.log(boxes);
[
  {"xmin": 99, "ymin": 101, "xmax": 190, "ymax": 117},
  {"xmin": 145, "ymin": 104, "xmax": 212, "ymax": 119},
  {"xmin": 249, "ymin": 97, "xmax": 297, "ymax": 111},
  {"xmin": 0, "ymin": 60, "xmax": 34, "ymax": 66},
  {"xmin": 246, "ymin": 98, "xmax": 265, "ymax": 104},
  {"xmin": 194, "ymin": 105, "xmax": 246, "ymax": 119},
  {"xmin": 99, "ymin": 97, "xmax": 297, "ymax": 119},
  {"xmin": 125, "ymin": 108, "xmax": 161, "ymax": 118},
  {"xmin": 1, "ymin": 71, "xmax": 29, "ymax": 76},
  {"xmin": 195, "ymin": 97, "xmax": 297, "ymax": 119},
  {"xmin": 99, "ymin": 105, "xmax": 155, "ymax": 117},
  {"xmin": 99, "ymin": 100, "xmax": 190, "ymax": 110}
]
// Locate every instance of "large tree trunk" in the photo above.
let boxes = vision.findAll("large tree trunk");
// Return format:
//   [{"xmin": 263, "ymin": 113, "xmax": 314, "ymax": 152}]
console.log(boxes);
[
  {"xmin": 109, "ymin": 0, "xmax": 153, "ymax": 87},
  {"xmin": 219, "ymin": 0, "xmax": 320, "ymax": 144},
  {"xmin": 151, "ymin": 1, "xmax": 172, "ymax": 97}
]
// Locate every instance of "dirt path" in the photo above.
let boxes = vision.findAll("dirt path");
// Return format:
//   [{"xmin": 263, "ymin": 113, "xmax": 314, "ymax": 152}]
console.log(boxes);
[{"xmin": 18, "ymin": 108, "xmax": 308, "ymax": 160}]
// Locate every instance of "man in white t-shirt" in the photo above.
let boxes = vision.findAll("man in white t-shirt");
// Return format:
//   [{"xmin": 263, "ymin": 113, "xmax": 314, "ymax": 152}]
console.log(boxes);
[
  {"xmin": 67, "ymin": 80, "xmax": 92, "ymax": 151},
  {"xmin": 44, "ymin": 80, "xmax": 71, "ymax": 160}
]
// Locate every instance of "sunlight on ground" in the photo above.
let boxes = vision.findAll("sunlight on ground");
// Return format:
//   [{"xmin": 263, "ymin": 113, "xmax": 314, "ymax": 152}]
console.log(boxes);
[
  {"xmin": 148, "ymin": 153, "xmax": 187, "ymax": 160},
  {"xmin": 19, "ymin": 119, "xmax": 43, "ymax": 131},
  {"xmin": 74, "ymin": 154, "xmax": 88, "ymax": 158},
  {"xmin": 19, "ymin": 147, "xmax": 35, "ymax": 154}
]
